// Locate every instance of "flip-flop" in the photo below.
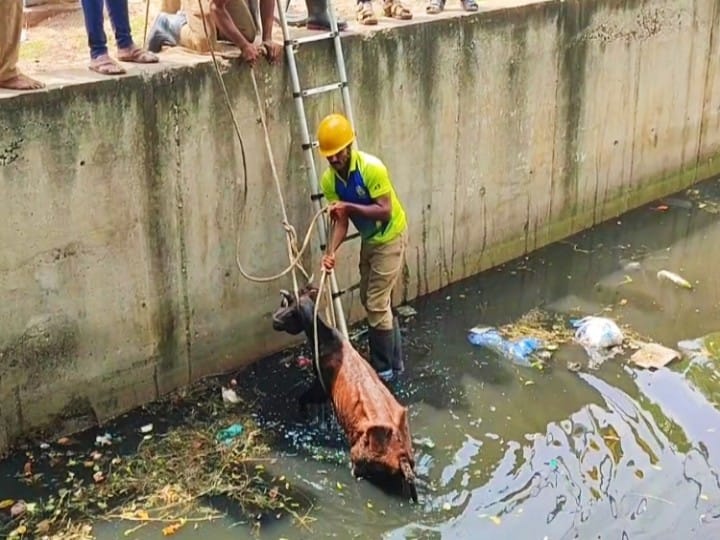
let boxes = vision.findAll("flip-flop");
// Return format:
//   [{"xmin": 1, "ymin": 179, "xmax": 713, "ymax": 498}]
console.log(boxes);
[
  {"xmin": 89, "ymin": 54, "xmax": 126, "ymax": 75},
  {"xmin": 426, "ymin": 0, "xmax": 444, "ymax": 14},
  {"xmin": 356, "ymin": 1, "xmax": 378, "ymax": 25},
  {"xmin": 383, "ymin": 0, "xmax": 412, "ymax": 19},
  {"xmin": 117, "ymin": 46, "xmax": 159, "ymax": 64}
]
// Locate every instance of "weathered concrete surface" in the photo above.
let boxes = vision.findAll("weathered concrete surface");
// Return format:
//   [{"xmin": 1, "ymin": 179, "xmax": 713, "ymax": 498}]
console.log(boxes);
[{"xmin": 1, "ymin": 0, "xmax": 719, "ymax": 452}]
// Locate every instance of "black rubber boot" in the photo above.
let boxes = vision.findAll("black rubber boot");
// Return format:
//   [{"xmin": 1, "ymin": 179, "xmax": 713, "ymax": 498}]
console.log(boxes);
[
  {"xmin": 305, "ymin": 0, "xmax": 348, "ymax": 30},
  {"xmin": 147, "ymin": 12, "xmax": 187, "ymax": 53},
  {"xmin": 391, "ymin": 316, "xmax": 404, "ymax": 376},
  {"xmin": 368, "ymin": 327, "xmax": 395, "ymax": 382}
]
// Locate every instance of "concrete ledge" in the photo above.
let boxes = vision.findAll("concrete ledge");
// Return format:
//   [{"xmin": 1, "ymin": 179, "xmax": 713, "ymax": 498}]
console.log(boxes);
[{"xmin": 1, "ymin": 0, "xmax": 720, "ymax": 453}]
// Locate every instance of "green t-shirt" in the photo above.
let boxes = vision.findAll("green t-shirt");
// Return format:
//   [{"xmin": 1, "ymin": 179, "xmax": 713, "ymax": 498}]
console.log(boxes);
[{"xmin": 320, "ymin": 150, "xmax": 407, "ymax": 245}]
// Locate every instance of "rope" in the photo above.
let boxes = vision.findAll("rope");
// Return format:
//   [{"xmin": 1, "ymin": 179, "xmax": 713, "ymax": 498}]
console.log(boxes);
[
  {"xmin": 193, "ymin": 0, "xmax": 351, "ymax": 406},
  {"xmin": 196, "ymin": 0, "xmax": 249, "ymax": 205},
  {"xmin": 142, "ymin": 0, "xmax": 151, "ymax": 49},
  {"xmin": 249, "ymin": 69, "xmax": 300, "ymax": 298},
  {"xmin": 195, "ymin": 0, "xmax": 313, "ymax": 299},
  {"xmin": 234, "ymin": 206, "xmax": 325, "ymax": 282}
]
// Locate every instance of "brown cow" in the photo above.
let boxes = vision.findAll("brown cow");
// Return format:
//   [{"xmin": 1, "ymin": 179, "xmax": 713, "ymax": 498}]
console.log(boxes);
[{"xmin": 272, "ymin": 286, "xmax": 418, "ymax": 502}]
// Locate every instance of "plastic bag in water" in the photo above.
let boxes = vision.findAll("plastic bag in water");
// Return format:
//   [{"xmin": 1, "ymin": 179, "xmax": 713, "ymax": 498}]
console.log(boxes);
[
  {"xmin": 572, "ymin": 316, "xmax": 623, "ymax": 349},
  {"xmin": 571, "ymin": 316, "xmax": 624, "ymax": 367},
  {"xmin": 467, "ymin": 326, "xmax": 543, "ymax": 366}
]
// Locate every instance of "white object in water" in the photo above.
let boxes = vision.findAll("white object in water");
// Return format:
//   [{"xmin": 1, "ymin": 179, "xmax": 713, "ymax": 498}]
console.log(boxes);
[
  {"xmin": 222, "ymin": 386, "xmax": 241, "ymax": 404},
  {"xmin": 140, "ymin": 423, "xmax": 153, "ymax": 434},
  {"xmin": 574, "ymin": 316, "xmax": 624, "ymax": 349},
  {"xmin": 657, "ymin": 270, "xmax": 693, "ymax": 290}
]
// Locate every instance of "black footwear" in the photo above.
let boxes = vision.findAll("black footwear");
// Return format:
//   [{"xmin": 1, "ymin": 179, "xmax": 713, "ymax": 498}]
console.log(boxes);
[
  {"xmin": 368, "ymin": 326, "xmax": 394, "ymax": 381},
  {"xmin": 305, "ymin": 0, "xmax": 348, "ymax": 30},
  {"xmin": 391, "ymin": 316, "xmax": 404, "ymax": 376},
  {"xmin": 147, "ymin": 12, "xmax": 187, "ymax": 53}
]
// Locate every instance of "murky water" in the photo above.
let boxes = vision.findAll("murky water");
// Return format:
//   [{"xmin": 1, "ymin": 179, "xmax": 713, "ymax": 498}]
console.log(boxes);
[{"xmin": 13, "ymin": 178, "xmax": 720, "ymax": 539}]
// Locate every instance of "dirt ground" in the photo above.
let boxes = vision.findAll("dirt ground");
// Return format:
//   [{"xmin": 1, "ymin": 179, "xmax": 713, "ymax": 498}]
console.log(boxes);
[{"xmin": 17, "ymin": 0, "xmax": 472, "ymax": 75}]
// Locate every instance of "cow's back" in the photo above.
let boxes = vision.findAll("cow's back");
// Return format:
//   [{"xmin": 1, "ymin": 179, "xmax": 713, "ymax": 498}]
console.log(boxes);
[{"xmin": 329, "ymin": 341, "xmax": 414, "ymax": 473}]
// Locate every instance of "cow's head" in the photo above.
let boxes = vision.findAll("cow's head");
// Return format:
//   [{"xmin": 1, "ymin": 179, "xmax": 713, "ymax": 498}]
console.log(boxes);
[{"xmin": 271, "ymin": 284, "xmax": 319, "ymax": 335}]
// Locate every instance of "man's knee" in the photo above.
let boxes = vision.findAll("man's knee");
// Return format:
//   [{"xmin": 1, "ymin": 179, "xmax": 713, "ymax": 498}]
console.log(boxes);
[{"xmin": 366, "ymin": 303, "xmax": 393, "ymax": 330}]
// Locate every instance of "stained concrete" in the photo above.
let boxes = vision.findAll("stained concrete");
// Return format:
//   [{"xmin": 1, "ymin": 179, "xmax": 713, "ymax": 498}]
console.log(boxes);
[{"xmin": 1, "ymin": 0, "xmax": 719, "ymax": 453}]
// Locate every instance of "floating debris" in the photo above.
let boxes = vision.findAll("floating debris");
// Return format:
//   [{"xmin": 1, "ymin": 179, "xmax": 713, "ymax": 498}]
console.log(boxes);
[
  {"xmin": 140, "ymin": 423, "xmax": 154, "ymax": 434},
  {"xmin": 95, "ymin": 433, "xmax": 112, "ymax": 447},
  {"xmin": 1, "ymin": 381, "xmax": 307, "ymax": 539},
  {"xmin": 216, "ymin": 423, "xmax": 244, "ymax": 444},
  {"xmin": 221, "ymin": 386, "xmax": 242, "ymax": 404},
  {"xmin": 657, "ymin": 270, "xmax": 693, "ymax": 290},
  {"xmin": 396, "ymin": 305, "xmax": 418, "ymax": 318},
  {"xmin": 468, "ymin": 326, "xmax": 543, "ymax": 367},
  {"xmin": 630, "ymin": 342, "xmax": 680, "ymax": 369},
  {"xmin": 413, "ymin": 437, "xmax": 436, "ymax": 450}
]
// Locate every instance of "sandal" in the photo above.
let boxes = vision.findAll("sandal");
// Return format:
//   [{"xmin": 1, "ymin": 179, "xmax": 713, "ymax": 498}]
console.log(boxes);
[
  {"xmin": 356, "ymin": 1, "xmax": 378, "ymax": 25},
  {"xmin": 461, "ymin": 0, "xmax": 478, "ymax": 11},
  {"xmin": 425, "ymin": 0, "xmax": 444, "ymax": 14},
  {"xmin": 383, "ymin": 0, "xmax": 412, "ymax": 19},
  {"xmin": 89, "ymin": 54, "xmax": 126, "ymax": 76},
  {"xmin": 117, "ymin": 46, "xmax": 159, "ymax": 64}
]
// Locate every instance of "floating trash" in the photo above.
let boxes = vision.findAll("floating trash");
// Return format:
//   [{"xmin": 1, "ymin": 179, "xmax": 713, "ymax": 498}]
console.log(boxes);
[
  {"xmin": 468, "ymin": 326, "xmax": 543, "ymax": 367},
  {"xmin": 216, "ymin": 423, "xmax": 244, "ymax": 444},
  {"xmin": 95, "ymin": 433, "xmax": 112, "ymax": 447},
  {"xmin": 221, "ymin": 387, "xmax": 242, "ymax": 404},
  {"xmin": 629, "ymin": 342, "xmax": 680, "ymax": 369},
  {"xmin": 657, "ymin": 270, "xmax": 693, "ymax": 290},
  {"xmin": 413, "ymin": 437, "xmax": 436, "ymax": 450},
  {"xmin": 396, "ymin": 305, "xmax": 418, "ymax": 318},
  {"xmin": 572, "ymin": 317, "xmax": 624, "ymax": 368}
]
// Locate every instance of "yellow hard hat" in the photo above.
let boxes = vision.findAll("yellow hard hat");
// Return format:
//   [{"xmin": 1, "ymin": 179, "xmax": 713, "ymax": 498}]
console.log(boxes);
[{"xmin": 317, "ymin": 113, "xmax": 354, "ymax": 157}]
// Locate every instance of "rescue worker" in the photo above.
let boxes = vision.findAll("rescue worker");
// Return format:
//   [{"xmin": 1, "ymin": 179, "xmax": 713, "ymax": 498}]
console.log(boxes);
[{"xmin": 317, "ymin": 113, "xmax": 408, "ymax": 383}]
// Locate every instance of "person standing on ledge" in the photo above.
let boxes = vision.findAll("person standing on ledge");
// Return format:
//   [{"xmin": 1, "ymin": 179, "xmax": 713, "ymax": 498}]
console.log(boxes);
[
  {"xmin": 0, "ymin": 0, "xmax": 45, "ymax": 91},
  {"xmin": 79, "ymin": 0, "xmax": 159, "ymax": 75},
  {"xmin": 317, "ymin": 113, "xmax": 408, "ymax": 384}
]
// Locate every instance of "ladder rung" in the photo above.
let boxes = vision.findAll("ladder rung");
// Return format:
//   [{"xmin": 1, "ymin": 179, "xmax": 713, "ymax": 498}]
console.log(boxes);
[
  {"xmin": 286, "ymin": 31, "xmax": 338, "ymax": 47},
  {"xmin": 332, "ymin": 282, "xmax": 361, "ymax": 299},
  {"xmin": 294, "ymin": 81, "xmax": 347, "ymax": 98},
  {"xmin": 301, "ymin": 141, "xmax": 320, "ymax": 151}
]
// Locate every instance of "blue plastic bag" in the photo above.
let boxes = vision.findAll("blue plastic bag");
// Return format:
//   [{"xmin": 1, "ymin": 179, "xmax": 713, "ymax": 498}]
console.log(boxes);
[{"xmin": 468, "ymin": 326, "xmax": 542, "ymax": 366}]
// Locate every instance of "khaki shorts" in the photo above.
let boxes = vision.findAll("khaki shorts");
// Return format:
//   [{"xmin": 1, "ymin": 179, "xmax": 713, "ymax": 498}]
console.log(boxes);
[
  {"xmin": 179, "ymin": 0, "xmax": 256, "ymax": 53},
  {"xmin": 359, "ymin": 230, "xmax": 408, "ymax": 331}
]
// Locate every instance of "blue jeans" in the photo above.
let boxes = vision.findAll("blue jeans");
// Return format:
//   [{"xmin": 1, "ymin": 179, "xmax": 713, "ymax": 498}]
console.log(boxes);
[{"xmin": 80, "ymin": 0, "xmax": 134, "ymax": 59}]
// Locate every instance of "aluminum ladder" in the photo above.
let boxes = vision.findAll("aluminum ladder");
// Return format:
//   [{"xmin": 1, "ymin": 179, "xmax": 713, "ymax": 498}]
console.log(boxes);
[{"xmin": 275, "ymin": 0, "xmax": 359, "ymax": 339}]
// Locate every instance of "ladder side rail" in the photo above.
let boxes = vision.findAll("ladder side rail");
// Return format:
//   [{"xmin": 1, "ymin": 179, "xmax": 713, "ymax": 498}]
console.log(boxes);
[{"xmin": 275, "ymin": 0, "xmax": 350, "ymax": 338}]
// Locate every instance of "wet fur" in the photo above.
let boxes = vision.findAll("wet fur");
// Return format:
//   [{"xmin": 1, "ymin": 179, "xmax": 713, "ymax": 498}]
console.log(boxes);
[{"xmin": 272, "ymin": 287, "xmax": 418, "ymax": 502}]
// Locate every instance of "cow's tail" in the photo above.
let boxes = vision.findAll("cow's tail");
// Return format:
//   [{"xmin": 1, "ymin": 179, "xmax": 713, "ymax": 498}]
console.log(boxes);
[{"xmin": 400, "ymin": 458, "xmax": 418, "ymax": 503}]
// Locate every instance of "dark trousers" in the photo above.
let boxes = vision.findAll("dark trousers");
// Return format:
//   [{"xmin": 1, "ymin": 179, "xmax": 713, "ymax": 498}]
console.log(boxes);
[{"xmin": 80, "ymin": 0, "xmax": 134, "ymax": 59}]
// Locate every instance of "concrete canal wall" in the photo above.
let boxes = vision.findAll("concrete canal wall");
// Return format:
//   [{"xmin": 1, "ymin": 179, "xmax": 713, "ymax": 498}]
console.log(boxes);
[{"xmin": 1, "ymin": 0, "xmax": 719, "ymax": 452}]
